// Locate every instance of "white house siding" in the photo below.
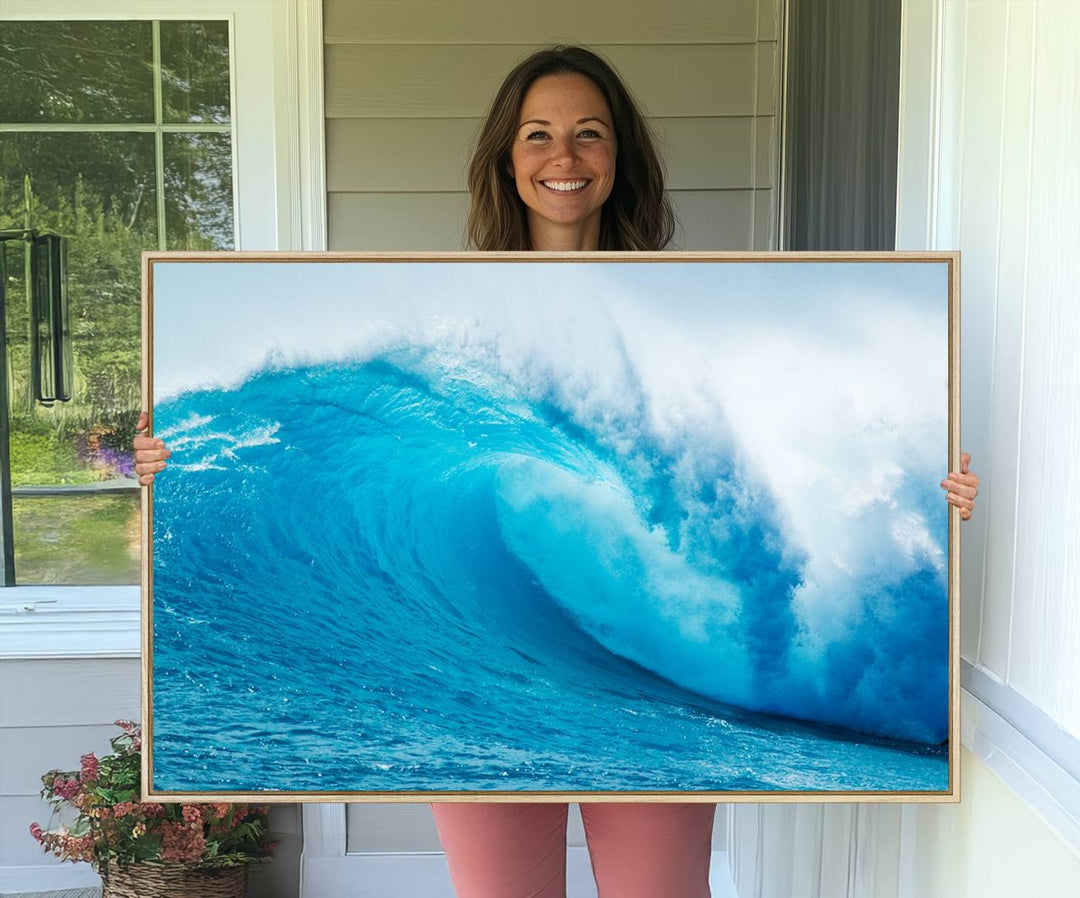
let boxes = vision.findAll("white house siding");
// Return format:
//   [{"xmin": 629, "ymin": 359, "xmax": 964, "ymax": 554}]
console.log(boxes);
[
  {"xmin": 324, "ymin": 0, "xmax": 781, "ymax": 251},
  {"xmin": 0, "ymin": 659, "xmax": 139, "ymax": 893}
]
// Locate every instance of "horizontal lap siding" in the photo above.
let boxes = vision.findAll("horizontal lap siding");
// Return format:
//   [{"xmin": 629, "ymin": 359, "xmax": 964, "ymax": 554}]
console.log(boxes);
[
  {"xmin": 324, "ymin": 0, "xmax": 761, "ymax": 45},
  {"xmin": 325, "ymin": 0, "xmax": 780, "ymax": 252},
  {"xmin": 325, "ymin": 44, "xmax": 761, "ymax": 118},
  {"xmin": 0, "ymin": 658, "xmax": 140, "ymax": 868}
]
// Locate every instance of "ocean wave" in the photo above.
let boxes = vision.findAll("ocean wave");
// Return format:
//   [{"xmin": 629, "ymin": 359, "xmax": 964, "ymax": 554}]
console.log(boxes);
[{"xmin": 153, "ymin": 352, "xmax": 948, "ymax": 745}]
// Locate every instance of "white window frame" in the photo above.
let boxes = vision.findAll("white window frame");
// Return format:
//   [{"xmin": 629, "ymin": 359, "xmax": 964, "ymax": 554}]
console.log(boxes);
[{"xmin": 0, "ymin": 0, "xmax": 326, "ymax": 660}]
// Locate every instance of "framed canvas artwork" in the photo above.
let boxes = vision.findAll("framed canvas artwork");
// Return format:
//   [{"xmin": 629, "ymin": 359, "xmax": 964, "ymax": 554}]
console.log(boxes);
[{"xmin": 141, "ymin": 252, "xmax": 960, "ymax": 802}]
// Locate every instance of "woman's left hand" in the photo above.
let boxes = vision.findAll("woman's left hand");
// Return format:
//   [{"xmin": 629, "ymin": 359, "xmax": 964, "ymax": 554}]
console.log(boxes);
[{"xmin": 941, "ymin": 451, "xmax": 979, "ymax": 521}]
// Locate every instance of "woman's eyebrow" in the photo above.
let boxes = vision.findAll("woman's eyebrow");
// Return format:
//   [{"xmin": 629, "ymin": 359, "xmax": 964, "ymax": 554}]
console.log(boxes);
[{"xmin": 517, "ymin": 117, "xmax": 611, "ymax": 128}]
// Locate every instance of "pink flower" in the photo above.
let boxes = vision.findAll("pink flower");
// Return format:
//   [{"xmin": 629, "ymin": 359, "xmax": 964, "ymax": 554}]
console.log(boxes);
[
  {"xmin": 112, "ymin": 801, "xmax": 137, "ymax": 817},
  {"xmin": 52, "ymin": 778, "xmax": 80, "ymax": 801},
  {"xmin": 29, "ymin": 822, "xmax": 43, "ymax": 842},
  {"xmin": 160, "ymin": 821, "xmax": 206, "ymax": 863},
  {"xmin": 141, "ymin": 803, "xmax": 165, "ymax": 817},
  {"xmin": 114, "ymin": 719, "xmax": 138, "ymax": 733},
  {"xmin": 80, "ymin": 753, "xmax": 100, "ymax": 782},
  {"xmin": 181, "ymin": 806, "xmax": 202, "ymax": 824}
]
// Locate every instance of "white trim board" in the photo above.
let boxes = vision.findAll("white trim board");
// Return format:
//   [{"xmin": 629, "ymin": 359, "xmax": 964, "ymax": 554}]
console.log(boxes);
[
  {"xmin": 0, "ymin": 588, "xmax": 139, "ymax": 660},
  {"xmin": 961, "ymin": 687, "xmax": 1080, "ymax": 854}
]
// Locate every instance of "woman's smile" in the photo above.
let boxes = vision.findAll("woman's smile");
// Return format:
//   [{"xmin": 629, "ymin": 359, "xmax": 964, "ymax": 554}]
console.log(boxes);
[{"xmin": 540, "ymin": 178, "xmax": 592, "ymax": 193}]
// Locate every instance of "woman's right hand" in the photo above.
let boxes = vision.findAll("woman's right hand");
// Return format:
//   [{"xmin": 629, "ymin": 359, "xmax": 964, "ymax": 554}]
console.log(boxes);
[{"xmin": 133, "ymin": 411, "xmax": 171, "ymax": 486}]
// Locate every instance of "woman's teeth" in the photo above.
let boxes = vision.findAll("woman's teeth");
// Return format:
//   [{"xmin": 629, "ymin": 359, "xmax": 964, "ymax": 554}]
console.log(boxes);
[{"xmin": 542, "ymin": 180, "xmax": 588, "ymax": 191}]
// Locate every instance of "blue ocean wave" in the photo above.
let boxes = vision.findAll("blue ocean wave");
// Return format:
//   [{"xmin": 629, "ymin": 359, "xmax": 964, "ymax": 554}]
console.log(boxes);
[{"xmin": 152, "ymin": 354, "xmax": 948, "ymax": 791}]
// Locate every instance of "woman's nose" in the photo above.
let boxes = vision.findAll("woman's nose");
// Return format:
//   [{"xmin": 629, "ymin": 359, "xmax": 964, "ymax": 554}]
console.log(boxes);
[{"xmin": 549, "ymin": 134, "xmax": 579, "ymax": 165}]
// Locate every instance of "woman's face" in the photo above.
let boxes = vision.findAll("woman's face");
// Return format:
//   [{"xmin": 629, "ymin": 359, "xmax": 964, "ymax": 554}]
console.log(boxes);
[{"xmin": 509, "ymin": 73, "xmax": 617, "ymax": 248}]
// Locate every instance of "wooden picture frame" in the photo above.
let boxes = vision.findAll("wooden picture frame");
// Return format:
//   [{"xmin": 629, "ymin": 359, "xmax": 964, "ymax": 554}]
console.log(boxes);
[{"xmin": 142, "ymin": 251, "xmax": 960, "ymax": 803}]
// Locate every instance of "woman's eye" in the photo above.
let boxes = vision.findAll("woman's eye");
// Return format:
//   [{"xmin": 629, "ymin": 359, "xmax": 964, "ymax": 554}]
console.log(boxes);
[
  {"xmin": 525, "ymin": 130, "xmax": 550, "ymax": 140},
  {"xmin": 578, "ymin": 129, "xmax": 602, "ymax": 138}
]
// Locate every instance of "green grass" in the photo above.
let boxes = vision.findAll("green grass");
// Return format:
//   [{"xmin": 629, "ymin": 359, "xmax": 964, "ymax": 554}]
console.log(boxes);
[
  {"xmin": 8, "ymin": 429, "xmax": 99, "ymax": 486},
  {"xmin": 13, "ymin": 493, "xmax": 140, "ymax": 585}
]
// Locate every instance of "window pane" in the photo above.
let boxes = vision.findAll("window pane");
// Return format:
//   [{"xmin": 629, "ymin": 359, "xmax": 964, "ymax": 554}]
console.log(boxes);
[
  {"xmin": 2, "ymin": 133, "xmax": 154, "ymax": 482},
  {"xmin": 12, "ymin": 494, "xmax": 140, "ymax": 585},
  {"xmin": 1, "ymin": 18, "xmax": 235, "ymax": 586},
  {"xmin": 0, "ymin": 21, "xmax": 154, "ymax": 124},
  {"xmin": 164, "ymin": 133, "xmax": 235, "ymax": 249},
  {"xmin": 160, "ymin": 20, "xmax": 232, "ymax": 124},
  {"xmin": 0, "ymin": 133, "xmax": 158, "ymax": 244}
]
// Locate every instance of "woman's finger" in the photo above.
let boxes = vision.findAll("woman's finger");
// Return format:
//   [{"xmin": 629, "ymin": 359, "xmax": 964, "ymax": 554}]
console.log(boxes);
[
  {"xmin": 940, "ymin": 478, "xmax": 977, "ymax": 499},
  {"xmin": 136, "ymin": 411, "xmax": 149, "ymax": 433},
  {"xmin": 946, "ymin": 492, "xmax": 975, "ymax": 511},
  {"xmin": 134, "ymin": 448, "xmax": 171, "ymax": 463}
]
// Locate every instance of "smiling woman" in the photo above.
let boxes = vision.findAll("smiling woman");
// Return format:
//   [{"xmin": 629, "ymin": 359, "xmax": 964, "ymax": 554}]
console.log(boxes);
[{"xmin": 466, "ymin": 45, "xmax": 674, "ymax": 252}]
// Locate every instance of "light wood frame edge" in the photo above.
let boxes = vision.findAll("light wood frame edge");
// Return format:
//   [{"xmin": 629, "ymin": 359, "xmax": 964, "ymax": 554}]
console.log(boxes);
[{"xmin": 139, "ymin": 250, "xmax": 961, "ymax": 804}]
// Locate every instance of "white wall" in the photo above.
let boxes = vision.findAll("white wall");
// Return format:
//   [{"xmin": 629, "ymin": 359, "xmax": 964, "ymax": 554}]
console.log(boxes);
[
  {"xmin": 915, "ymin": 0, "xmax": 1080, "ymax": 737},
  {"xmin": 897, "ymin": 748, "xmax": 1080, "ymax": 898}
]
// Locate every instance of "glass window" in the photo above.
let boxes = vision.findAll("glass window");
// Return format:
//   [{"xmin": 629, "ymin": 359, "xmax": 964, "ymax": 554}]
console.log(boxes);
[
  {"xmin": 0, "ymin": 19, "xmax": 234, "ymax": 585},
  {"xmin": 160, "ymin": 21, "xmax": 231, "ymax": 125},
  {"xmin": 0, "ymin": 22, "xmax": 155, "ymax": 124}
]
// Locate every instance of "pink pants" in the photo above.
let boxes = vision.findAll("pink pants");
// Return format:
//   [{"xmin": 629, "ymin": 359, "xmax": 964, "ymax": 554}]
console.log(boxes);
[{"xmin": 430, "ymin": 802, "xmax": 716, "ymax": 898}]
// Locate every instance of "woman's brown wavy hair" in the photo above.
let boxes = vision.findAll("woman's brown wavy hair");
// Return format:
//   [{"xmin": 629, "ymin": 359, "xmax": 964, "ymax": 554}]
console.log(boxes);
[{"xmin": 467, "ymin": 46, "xmax": 675, "ymax": 251}]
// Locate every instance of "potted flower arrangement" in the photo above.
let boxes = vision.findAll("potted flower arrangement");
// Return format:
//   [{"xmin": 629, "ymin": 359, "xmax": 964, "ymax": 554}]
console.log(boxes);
[{"xmin": 30, "ymin": 720, "xmax": 274, "ymax": 898}]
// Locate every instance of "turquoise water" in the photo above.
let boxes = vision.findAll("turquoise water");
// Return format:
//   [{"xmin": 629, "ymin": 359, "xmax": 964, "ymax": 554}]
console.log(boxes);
[{"xmin": 151, "ymin": 355, "xmax": 948, "ymax": 793}]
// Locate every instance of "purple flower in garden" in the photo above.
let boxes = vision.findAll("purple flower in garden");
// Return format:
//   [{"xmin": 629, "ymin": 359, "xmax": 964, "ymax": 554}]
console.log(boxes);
[
  {"xmin": 74, "ymin": 433, "xmax": 137, "ymax": 480},
  {"xmin": 94, "ymin": 446, "xmax": 136, "ymax": 479}
]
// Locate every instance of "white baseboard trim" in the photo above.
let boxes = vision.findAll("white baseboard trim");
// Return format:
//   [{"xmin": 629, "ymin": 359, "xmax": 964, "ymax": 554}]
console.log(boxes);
[{"xmin": 300, "ymin": 848, "xmax": 738, "ymax": 897}]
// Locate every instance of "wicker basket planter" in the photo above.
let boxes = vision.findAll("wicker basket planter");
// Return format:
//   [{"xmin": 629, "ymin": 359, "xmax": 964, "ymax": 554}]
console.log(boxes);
[{"xmin": 101, "ymin": 862, "xmax": 247, "ymax": 898}]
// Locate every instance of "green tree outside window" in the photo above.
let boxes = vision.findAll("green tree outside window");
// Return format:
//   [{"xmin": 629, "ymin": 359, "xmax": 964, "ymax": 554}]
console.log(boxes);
[{"xmin": 0, "ymin": 20, "xmax": 234, "ymax": 584}]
